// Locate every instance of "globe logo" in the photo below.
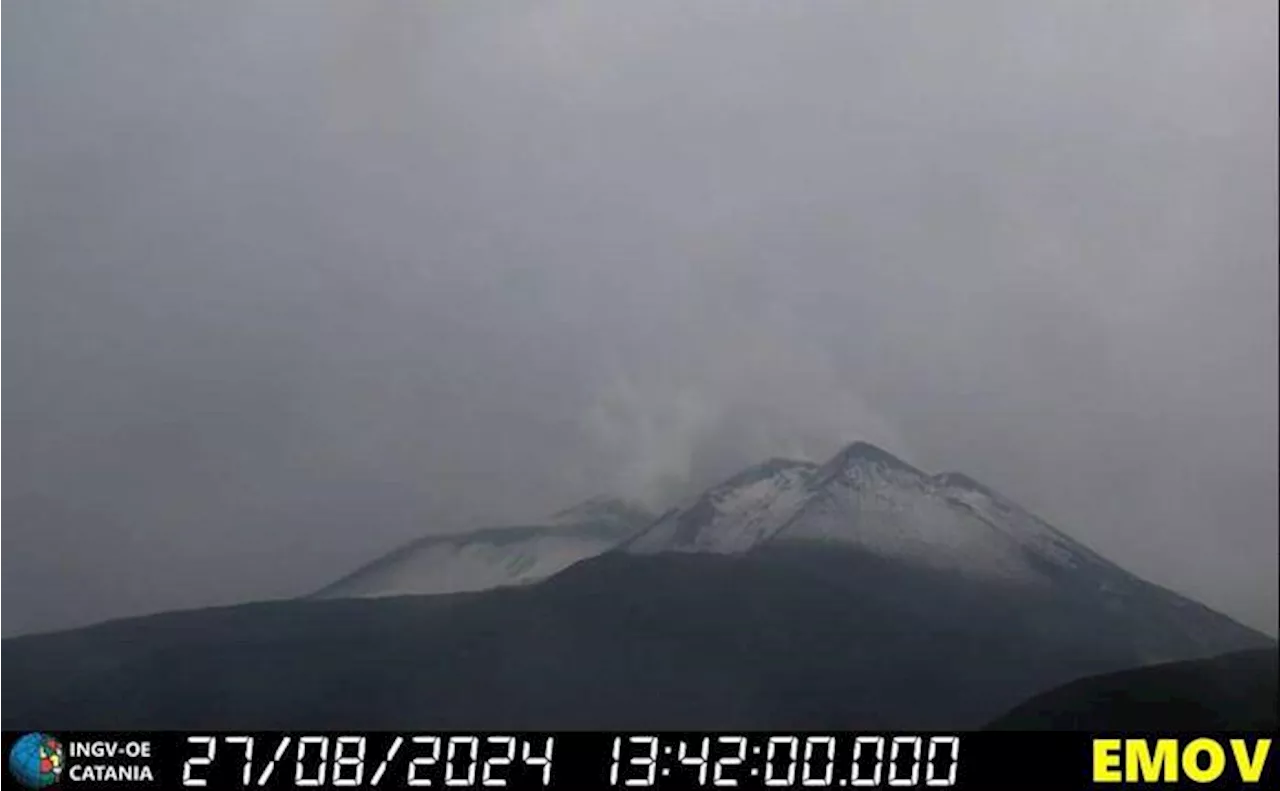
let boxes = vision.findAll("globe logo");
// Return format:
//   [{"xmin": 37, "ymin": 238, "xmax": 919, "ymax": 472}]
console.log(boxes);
[{"xmin": 8, "ymin": 733, "xmax": 64, "ymax": 789}]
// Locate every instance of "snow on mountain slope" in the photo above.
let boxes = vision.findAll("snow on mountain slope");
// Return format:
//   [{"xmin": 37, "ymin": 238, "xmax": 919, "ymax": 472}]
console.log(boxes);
[
  {"xmin": 624, "ymin": 459, "xmax": 817, "ymax": 554},
  {"xmin": 313, "ymin": 498, "xmax": 652, "ymax": 599},
  {"xmin": 929, "ymin": 471, "xmax": 1118, "ymax": 574},
  {"xmin": 778, "ymin": 447, "xmax": 1042, "ymax": 581},
  {"xmin": 624, "ymin": 441, "xmax": 1117, "ymax": 584}
]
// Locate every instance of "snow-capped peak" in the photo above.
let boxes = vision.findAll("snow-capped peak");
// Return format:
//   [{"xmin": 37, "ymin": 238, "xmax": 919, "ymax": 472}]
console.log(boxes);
[
  {"xmin": 625, "ymin": 440, "xmax": 1112, "ymax": 585},
  {"xmin": 814, "ymin": 441, "xmax": 923, "ymax": 478}
]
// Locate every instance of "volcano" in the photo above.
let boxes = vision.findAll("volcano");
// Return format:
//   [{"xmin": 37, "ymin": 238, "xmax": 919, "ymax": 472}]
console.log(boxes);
[{"xmin": 3, "ymin": 442, "xmax": 1270, "ymax": 730}]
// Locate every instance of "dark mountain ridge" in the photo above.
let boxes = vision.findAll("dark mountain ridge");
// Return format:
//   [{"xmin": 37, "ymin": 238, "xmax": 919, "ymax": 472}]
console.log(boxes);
[{"xmin": 987, "ymin": 648, "xmax": 1278, "ymax": 730}]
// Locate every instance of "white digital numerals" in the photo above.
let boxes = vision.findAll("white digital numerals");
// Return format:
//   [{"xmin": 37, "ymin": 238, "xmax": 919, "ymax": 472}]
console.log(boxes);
[
  {"xmin": 180, "ymin": 735, "xmax": 553, "ymax": 788},
  {"xmin": 606, "ymin": 734, "xmax": 959, "ymax": 788}
]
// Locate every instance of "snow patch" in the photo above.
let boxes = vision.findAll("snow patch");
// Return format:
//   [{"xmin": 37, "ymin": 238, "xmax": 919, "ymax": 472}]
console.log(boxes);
[
  {"xmin": 315, "ymin": 499, "xmax": 654, "ymax": 599},
  {"xmin": 776, "ymin": 461, "xmax": 1042, "ymax": 582},
  {"xmin": 626, "ymin": 461, "xmax": 815, "ymax": 554},
  {"xmin": 317, "ymin": 531, "xmax": 622, "ymax": 599}
]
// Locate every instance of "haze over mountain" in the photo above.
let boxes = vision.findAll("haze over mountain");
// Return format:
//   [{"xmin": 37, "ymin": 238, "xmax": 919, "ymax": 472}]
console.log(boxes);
[
  {"xmin": 5, "ymin": 1, "xmax": 1276, "ymax": 641},
  {"xmin": 5, "ymin": 442, "xmax": 1270, "ymax": 731}
]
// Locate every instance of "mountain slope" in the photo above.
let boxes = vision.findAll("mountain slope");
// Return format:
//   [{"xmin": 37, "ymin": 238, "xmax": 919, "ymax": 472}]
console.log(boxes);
[
  {"xmin": 313, "ymin": 498, "xmax": 652, "ymax": 599},
  {"xmin": 623, "ymin": 441, "xmax": 1258, "ymax": 664},
  {"xmin": 4, "ymin": 442, "xmax": 1270, "ymax": 731},
  {"xmin": 3, "ymin": 544, "xmax": 1270, "ymax": 731},
  {"xmin": 986, "ymin": 648, "xmax": 1278, "ymax": 730}
]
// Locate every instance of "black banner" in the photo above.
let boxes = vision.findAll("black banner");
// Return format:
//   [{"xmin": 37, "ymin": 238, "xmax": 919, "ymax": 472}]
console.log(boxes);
[{"xmin": 3, "ymin": 731, "xmax": 1273, "ymax": 790}]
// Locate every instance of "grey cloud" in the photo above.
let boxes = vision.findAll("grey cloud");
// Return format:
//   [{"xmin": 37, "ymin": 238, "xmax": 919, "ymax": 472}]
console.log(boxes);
[{"xmin": 3, "ymin": 0, "xmax": 1276, "ymax": 635}]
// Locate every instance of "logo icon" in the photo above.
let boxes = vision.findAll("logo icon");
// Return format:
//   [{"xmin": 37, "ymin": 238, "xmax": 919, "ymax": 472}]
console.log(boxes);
[{"xmin": 8, "ymin": 733, "xmax": 63, "ymax": 789}]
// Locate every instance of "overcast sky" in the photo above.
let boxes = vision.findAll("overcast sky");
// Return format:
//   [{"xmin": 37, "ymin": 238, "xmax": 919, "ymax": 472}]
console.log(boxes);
[{"xmin": 4, "ymin": 1, "xmax": 1276, "ymax": 637}]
